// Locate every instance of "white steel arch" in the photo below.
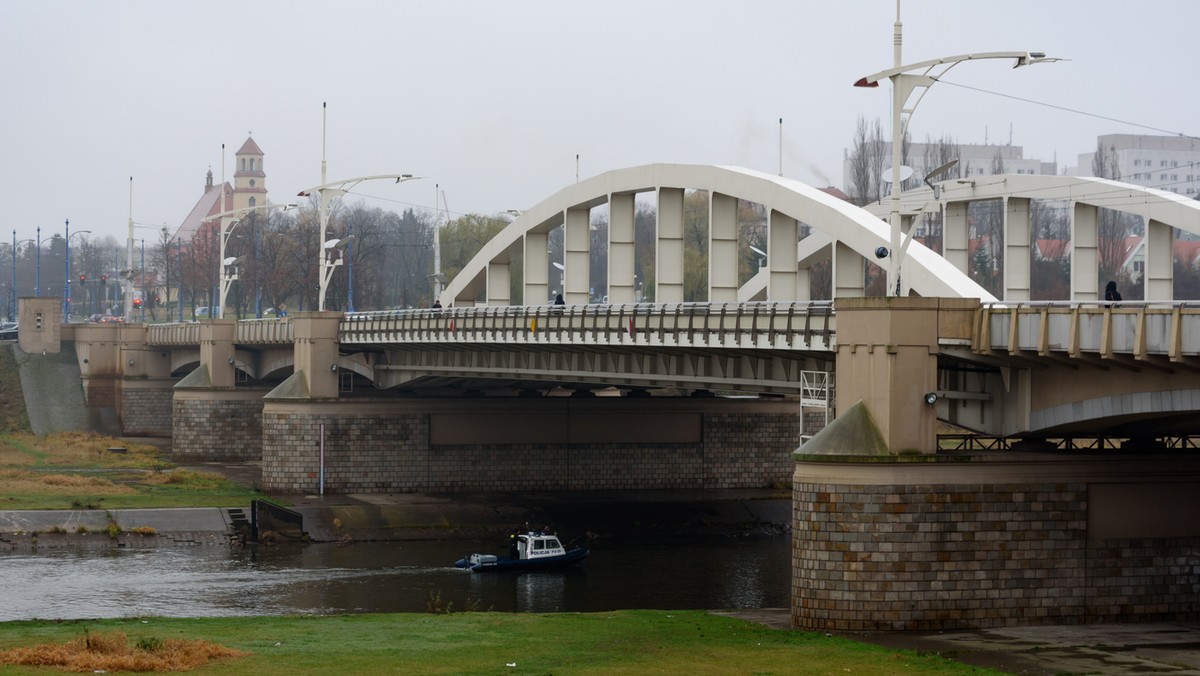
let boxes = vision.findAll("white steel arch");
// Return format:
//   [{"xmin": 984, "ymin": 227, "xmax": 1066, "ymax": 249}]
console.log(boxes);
[
  {"xmin": 872, "ymin": 174, "xmax": 1200, "ymax": 301},
  {"xmin": 441, "ymin": 163, "xmax": 993, "ymax": 306}
]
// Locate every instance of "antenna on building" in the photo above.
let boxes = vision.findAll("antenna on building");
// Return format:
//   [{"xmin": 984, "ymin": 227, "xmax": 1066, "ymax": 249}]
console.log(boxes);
[
  {"xmin": 1009, "ymin": 123, "xmax": 1013, "ymax": 146},
  {"xmin": 575, "ymin": 154, "xmax": 580, "ymax": 183}
]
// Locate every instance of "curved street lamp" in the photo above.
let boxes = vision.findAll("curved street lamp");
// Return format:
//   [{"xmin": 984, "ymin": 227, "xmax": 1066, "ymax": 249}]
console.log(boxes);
[
  {"xmin": 297, "ymin": 102, "xmax": 423, "ymax": 312},
  {"xmin": 204, "ymin": 202, "xmax": 296, "ymax": 319},
  {"xmin": 854, "ymin": 6, "xmax": 1060, "ymax": 296}
]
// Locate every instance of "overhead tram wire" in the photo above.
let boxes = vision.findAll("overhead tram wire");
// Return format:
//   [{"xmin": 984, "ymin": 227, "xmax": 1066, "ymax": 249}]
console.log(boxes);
[{"xmin": 937, "ymin": 78, "xmax": 1200, "ymax": 141}]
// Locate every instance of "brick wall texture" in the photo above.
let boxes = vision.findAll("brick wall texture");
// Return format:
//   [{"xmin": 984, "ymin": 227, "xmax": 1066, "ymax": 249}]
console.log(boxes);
[
  {"xmin": 261, "ymin": 408, "xmax": 799, "ymax": 494},
  {"xmin": 121, "ymin": 386, "xmax": 174, "ymax": 437},
  {"xmin": 792, "ymin": 480, "xmax": 1200, "ymax": 631},
  {"xmin": 173, "ymin": 397, "xmax": 263, "ymax": 460}
]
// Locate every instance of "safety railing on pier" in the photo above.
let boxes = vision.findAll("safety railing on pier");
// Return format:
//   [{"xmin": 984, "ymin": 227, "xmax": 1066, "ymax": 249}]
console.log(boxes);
[
  {"xmin": 338, "ymin": 301, "xmax": 835, "ymax": 351},
  {"xmin": 974, "ymin": 301, "xmax": 1200, "ymax": 361}
]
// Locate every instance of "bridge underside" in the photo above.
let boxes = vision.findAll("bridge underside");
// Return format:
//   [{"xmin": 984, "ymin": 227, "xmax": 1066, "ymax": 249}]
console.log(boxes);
[{"xmin": 364, "ymin": 344, "xmax": 833, "ymax": 396}]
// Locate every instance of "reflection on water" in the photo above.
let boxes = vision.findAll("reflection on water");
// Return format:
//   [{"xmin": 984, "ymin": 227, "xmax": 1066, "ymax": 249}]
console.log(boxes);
[{"xmin": 0, "ymin": 536, "xmax": 789, "ymax": 621}]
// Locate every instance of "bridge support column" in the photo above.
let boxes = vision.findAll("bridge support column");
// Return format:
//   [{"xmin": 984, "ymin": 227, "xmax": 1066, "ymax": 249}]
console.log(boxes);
[
  {"xmin": 564, "ymin": 206, "xmax": 591, "ymax": 304},
  {"xmin": 608, "ymin": 192, "xmax": 637, "ymax": 303},
  {"xmin": 1146, "ymin": 218, "xmax": 1174, "ymax": 299},
  {"xmin": 656, "ymin": 187, "xmax": 684, "ymax": 302},
  {"xmin": 944, "ymin": 201, "xmax": 969, "ymax": 272},
  {"xmin": 173, "ymin": 320, "xmax": 265, "ymax": 459},
  {"xmin": 524, "ymin": 230, "xmax": 549, "ymax": 304},
  {"xmin": 769, "ymin": 210, "xmax": 799, "ymax": 301},
  {"xmin": 709, "ymin": 192, "xmax": 738, "ymax": 302},
  {"xmin": 1072, "ymin": 203, "xmax": 1100, "ymax": 299},
  {"xmin": 486, "ymin": 261, "xmax": 510, "ymax": 306},
  {"xmin": 1004, "ymin": 197, "xmax": 1031, "ymax": 301},
  {"xmin": 832, "ymin": 241, "xmax": 864, "ymax": 298},
  {"xmin": 115, "ymin": 323, "xmax": 175, "ymax": 436},
  {"xmin": 832, "ymin": 297, "xmax": 946, "ymax": 453}
]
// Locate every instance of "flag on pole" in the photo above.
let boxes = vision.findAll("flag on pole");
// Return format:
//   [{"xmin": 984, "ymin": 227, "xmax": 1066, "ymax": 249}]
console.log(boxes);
[
  {"xmin": 448, "ymin": 318, "xmax": 455, "ymax": 333},
  {"xmin": 627, "ymin": 317, "xmax": 634, "ymax": 336},
  {"xmin": 529, "ymin": 317, "xmax": 537, "ymax": 333}
]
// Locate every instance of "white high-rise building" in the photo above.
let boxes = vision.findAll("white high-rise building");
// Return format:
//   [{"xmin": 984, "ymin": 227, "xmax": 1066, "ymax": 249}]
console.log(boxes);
[{"xmin": 1071, "ymin": 134, "xmax": 1200, "ymax": 198}]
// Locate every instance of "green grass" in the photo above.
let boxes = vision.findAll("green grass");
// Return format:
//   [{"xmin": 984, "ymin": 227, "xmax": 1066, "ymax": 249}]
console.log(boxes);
[
  {"xmin": 0, "ymin": 611, "xmax": 1002, "ymax": 675},
  {"xmin": 0, "ymin": 432, "xmax": 264, "ymax": 510}
]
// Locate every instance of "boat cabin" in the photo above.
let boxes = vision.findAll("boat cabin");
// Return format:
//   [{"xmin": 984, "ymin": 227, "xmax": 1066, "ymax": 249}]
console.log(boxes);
[{"xmin": 518, "ymin": 532, "xmax": 566, "ymax": 560}]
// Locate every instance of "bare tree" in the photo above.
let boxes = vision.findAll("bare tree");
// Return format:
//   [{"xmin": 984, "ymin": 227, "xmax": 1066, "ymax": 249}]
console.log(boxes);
[
  {"xmin": 846, "ymin": 116, "xmax": 887, "ymax": 207},
  {"xmin": 1091, "ymin": 142, "xmax": 1141, "ymax": 296},
  {"xmin": 919, "ymin": 134, "xmax": 963, "ymax": 253}
]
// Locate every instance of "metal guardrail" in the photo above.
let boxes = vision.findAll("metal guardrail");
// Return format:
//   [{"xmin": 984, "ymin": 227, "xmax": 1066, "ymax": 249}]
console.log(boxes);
[
  {"xmin": 339, "ymin": 301, "xmax": 835, "ymax": 350},
  {"xmin": 975, "ymin": 301, "xmax": 1200, "ymax": 360}
]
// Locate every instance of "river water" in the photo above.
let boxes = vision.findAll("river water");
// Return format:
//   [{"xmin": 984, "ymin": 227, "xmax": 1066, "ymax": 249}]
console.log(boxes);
[{"xmin": 0, "ymin": 535, "xmax": 790, "ymax": 621}]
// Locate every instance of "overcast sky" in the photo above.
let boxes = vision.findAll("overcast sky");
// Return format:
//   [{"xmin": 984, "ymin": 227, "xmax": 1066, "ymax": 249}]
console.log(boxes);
[{"xmin": 3, "ymin": 0, "xmax": 1196, "ymax": 244}]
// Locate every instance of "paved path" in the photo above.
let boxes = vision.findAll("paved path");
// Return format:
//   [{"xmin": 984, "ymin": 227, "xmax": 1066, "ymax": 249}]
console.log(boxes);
[
  {"xmin": 0, "ymin": 508, "xmax": 231, "ymax": 533},
  {"xmin": 721, "ymin": 610, "xmax": 1200, "ymax": 675}
]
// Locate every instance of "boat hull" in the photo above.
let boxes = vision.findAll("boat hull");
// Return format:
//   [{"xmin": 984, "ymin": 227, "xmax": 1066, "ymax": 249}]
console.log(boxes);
[{"xmin": 454, "ymin": 547, "xmax": 589, "ymax": 572}]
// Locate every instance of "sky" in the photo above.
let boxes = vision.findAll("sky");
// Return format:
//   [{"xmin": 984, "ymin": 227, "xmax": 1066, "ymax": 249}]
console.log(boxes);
[{"xmin": 3, "ymin": 0, "xmax": 1197, "ymax": 245}]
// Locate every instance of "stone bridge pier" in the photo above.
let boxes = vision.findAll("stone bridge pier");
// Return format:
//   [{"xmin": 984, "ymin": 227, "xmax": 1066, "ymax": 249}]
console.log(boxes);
[{"xmin": 792, "ymin": 297, "xmax": 1200, "ymax": 631}]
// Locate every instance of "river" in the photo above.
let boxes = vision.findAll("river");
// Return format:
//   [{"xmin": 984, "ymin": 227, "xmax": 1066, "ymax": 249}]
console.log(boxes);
[{"xmin": 0, "ymin": 535, "xmax": 790, "ymax": 620}]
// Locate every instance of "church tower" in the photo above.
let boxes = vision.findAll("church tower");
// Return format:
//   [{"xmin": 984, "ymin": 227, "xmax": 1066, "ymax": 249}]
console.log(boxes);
[{"xmin": 232, "ymin": 136, "xmax": 267, "ymax": 211}]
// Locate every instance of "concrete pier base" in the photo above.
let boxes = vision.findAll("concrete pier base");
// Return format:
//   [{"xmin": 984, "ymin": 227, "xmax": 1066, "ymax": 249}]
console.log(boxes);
[{"xmin": 791, "ymin": 452, "xmax": 1200, "ymax": 631}]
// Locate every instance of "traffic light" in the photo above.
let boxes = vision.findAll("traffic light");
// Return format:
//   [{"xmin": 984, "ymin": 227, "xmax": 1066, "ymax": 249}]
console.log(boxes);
[
  {"xmin": 79, "ymin": 274, "xmax": 85, "ymax": 285},
  {"xmin": 100, "ymin": 275, "xmax": 106, "ymax": 285},
  {"xmin": 133, "ymin": 298, "xmax": 142, "ymax": 309}
]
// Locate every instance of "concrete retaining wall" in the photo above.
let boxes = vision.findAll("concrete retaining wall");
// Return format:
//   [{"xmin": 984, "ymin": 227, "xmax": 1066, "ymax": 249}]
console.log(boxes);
[{"xmin": 261, "ymin": 398, "xmax": 800, "ymax": 494}]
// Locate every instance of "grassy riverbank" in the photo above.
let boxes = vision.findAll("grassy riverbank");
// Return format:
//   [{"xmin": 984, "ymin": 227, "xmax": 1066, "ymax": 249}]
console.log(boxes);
[
  {"xmin": 0, "ymin": 432, "xmax": 262, "ymax": 510},
  {"xmin": 0, "ymin": 610, "xmax": 1000, "ymax": 675}
]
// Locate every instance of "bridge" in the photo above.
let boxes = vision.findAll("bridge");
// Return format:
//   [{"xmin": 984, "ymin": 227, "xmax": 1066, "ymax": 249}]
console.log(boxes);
[{"xmin": 16, "ymin": 162, "xmax": 1200, "ymax": 631}]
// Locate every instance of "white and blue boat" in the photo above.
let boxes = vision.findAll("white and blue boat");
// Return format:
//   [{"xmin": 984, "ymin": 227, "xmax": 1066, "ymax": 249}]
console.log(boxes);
[{"xmin": 454, "ymin": 529, "xmax": 588, "ymax": 572}]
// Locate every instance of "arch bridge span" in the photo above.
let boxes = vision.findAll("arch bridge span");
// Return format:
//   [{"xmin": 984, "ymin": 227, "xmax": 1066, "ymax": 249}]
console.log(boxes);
[{"xmin": 441, "ymin": 163, "xmax": 993, "ymax": 307}]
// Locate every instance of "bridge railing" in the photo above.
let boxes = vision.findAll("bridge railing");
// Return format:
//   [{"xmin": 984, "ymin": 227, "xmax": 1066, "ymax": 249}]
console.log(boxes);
[
  {"xmin": 340, "ymin": 301, "xmax": 835, "ymax": 350},
  {"xmin": 975, "ymin": 301, "xmax": 1200, "ymax": 360},
  {"xmin": 146, "ymin": 321, "xmax": 201, "ymax": 345},
  {"xmin": 236, "ymin": 317, "xmax": 294, "ymax": 344},
  {"xmin": 146, "ymin": 317, "xmax": 294, "ymax": 346}
]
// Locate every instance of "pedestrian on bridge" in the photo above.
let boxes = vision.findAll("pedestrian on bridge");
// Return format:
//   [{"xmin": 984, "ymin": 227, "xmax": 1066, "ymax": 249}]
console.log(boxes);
[{"xmin": 1104, "ymin": 281, "xmax": 1122, "ymax": 304}]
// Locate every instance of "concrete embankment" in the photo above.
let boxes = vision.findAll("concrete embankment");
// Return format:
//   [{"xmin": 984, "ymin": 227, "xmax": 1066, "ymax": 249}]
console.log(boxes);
[{"xmin": 0, "ymin": 489, "xmax": 791, "ymax": 550}]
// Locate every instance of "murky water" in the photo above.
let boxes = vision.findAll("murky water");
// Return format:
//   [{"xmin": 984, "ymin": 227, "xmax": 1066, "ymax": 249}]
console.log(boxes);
[{"xmin": 0, "ymin": 535, "xmax": 789, "ymax": 620}]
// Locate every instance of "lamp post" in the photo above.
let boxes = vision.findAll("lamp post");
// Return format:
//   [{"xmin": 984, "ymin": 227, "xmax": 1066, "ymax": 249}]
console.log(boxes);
[
  {"xmin": 10, "ymin": 230, "xmax": 16, "ymax": 321},
  {"xmin": 35, "ymin": 226, "xmax": 41, "ymax": 297},
  {"xmin": 207, "ymin": 202, "xmax": 295, "ymax": 319},
  {"xmin": 298, "ymin": 102, "xmax": 422, "ymax": 312},
  {"xmin": 854, "ymin": 6, "xmax": 1058, "ymax": 296},
  {"xmin": 63, "ymin": 219, "xmax": 92, "ymax": 322},
  {"xmin": 177, "ymin": 237, "xmax": 184, "ymax": 322}
]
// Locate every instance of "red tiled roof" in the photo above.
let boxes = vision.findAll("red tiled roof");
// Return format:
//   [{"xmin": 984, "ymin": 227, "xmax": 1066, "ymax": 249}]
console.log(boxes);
[
  {"xmin": 174, "ymin": 183, "xmax": 231, "ymax": 243},
  {"xmin": 819, "ymin": 186, "xmax": 852, "ymax": 202},
  {"xmin": 236, "ymin": 136, "xmax": 263, "ymax": 156}
]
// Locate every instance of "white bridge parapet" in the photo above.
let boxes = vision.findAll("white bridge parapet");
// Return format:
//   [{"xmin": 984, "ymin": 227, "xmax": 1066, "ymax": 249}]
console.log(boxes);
[
  {"xmin": 974, "ymin": 301, "xmax": 1200, "ymax": 361},
  {"xmin": 147, "ymin": 318, "xmax": 295, "ymax": 346},
  {"xmin": 339, "ymin": 301, "xmax": 835, "ymax": 352}
]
